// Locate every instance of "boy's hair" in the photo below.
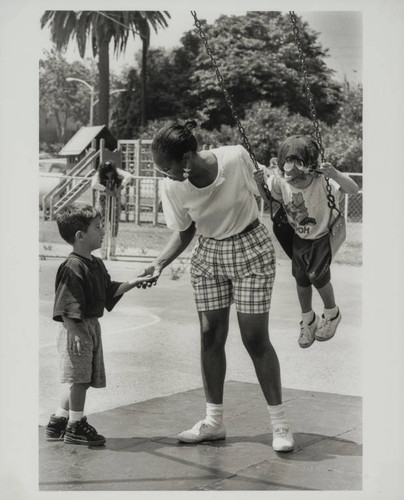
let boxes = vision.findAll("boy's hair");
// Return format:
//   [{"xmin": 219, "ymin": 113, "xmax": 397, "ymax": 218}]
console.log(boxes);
[
  {"xmin": 277, "ymin": 135, "xmax": 320, "ymax": 173},
  {"xmin": 56, "ymin": 204, "xmax": 101, "ymax": 245}
]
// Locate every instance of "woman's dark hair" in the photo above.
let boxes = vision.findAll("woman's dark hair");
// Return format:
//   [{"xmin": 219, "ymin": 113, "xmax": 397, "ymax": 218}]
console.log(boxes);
[
  {"xmin": 98, "ymin": 161, "xmax": 123, "ymax": 188},
  {"xmin": 152, "ymin": 120, "xmax": 198, "ymax": 162}
]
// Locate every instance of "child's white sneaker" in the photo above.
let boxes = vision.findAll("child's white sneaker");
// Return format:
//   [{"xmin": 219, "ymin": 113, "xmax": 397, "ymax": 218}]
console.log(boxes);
[
  {"xmin": 272, "ymin": 424, "xmax": 294, "ymax": 452},
  {"xmin": 298, "ymin": 314, "xmax": 319, "ymax": 348},
  {"xmin": 315, "ymin": 309, "xmax": 342, "ymax": 341},
  {"xmin": 177, "ymin": 420, "xmax": 226, "ymax": 443}
]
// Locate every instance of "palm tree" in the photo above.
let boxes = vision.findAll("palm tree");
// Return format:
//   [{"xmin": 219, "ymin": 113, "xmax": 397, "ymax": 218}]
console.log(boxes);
[{"xmin": 41, "ymin": 11, "xmax": 170, "ymax": 127}]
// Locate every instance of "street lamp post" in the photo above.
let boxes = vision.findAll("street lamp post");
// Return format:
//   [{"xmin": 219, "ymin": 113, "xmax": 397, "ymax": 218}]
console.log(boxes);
[
  {"xmin": 92, "ymin": 88, "xmax": 127, "ymax": 107},
  {"xmin": 66, "ymin": 77, "xmax": 95, "ymax": 126}
]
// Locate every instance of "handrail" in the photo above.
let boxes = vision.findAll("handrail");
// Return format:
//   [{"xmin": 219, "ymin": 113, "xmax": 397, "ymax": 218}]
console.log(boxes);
[
  {"xmin": 43, "ymin": 149, "xmax": 98, "ymax": 202},
  {"xmin": 42, "ymin": 149, "xmax": 99, "ymax": 217}
]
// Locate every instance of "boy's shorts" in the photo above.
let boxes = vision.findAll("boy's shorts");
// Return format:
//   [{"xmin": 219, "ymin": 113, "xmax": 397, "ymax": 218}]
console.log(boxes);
[
  {"xmin": 190, "ymin": 222, "xmax": 276, "ymax": 314},
  {"xmin": 57, "ymin": 317, "xmax": 106, "ymax": 388},
  {"xmin": 292, "ymin": 232, "xmax": 331, "ymax": 289}
]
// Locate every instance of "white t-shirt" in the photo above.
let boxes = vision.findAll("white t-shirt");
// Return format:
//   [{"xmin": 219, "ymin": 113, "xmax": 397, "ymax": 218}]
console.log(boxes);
[
  {"xmin": 267, "ymin": 174, "xmax": 340, "ymax": 240},
  {"xmin": 161, "ymin": 145, "xmax": 260, "ymax": 239}
]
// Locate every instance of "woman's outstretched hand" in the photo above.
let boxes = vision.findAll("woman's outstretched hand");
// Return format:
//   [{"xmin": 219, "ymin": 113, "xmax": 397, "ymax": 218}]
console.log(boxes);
[{"xmin": 136, "ymin": 264, "xmax": 162, "ymax": 288}]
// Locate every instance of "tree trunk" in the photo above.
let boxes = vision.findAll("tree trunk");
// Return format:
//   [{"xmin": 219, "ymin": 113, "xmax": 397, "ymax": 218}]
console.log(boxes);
[
  {"xmin": 97, "ymin": 35, "xmax": 110, "ymax": 127},
  {"xmin": 141, "ymin": 37, "xmax": 148, "ymax": 127},
  {"xmin": 54, "ymin": 111, "xmax": 63, "ymax": 143}
]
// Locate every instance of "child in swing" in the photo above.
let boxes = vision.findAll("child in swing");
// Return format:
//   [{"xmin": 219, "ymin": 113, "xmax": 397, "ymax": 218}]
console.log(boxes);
[
  {"xmin": 256, "ymin": 135, "xmax": 359, "ymax": 348},
  {"xmin": 45, "ymin": 204, "xmax": 156, "ymax": 446},
  {"xmin": 91, "ymin": 160, "xmax": 133, "ymax": 258}
]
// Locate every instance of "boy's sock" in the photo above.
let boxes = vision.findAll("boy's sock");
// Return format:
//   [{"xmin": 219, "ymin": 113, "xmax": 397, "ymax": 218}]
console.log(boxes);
[
  {"xmin": 324, "ymin": 306, "xmax": 339, "ymax": 320},
  {"xmin": 267, "ymin": 404, "xmax": 289, "ymax": 427},
  {"xmin": 301, "ymin": 310, "xmax": 314, "ymax": 325},
  {"xmin": 205, "ymin": 403, "xmax": 224, "ymax": 427},
  {"xmin": 55, "ymin": 407, "xmax": 69, "ymax": 419},
  {"xmin": 69, "ymin": 410, "xmax": 84, "ymax": 423}
]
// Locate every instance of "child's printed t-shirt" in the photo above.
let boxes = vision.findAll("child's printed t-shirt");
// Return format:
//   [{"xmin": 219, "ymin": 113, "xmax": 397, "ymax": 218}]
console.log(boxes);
[
  {"xmin": 267, "ymin": 175, "xmax": 340, "ymax": 240},
  {"xmin": 53, "ymin": 253, "xmax": 123, "ymax": 322},
  {"xmin": 162, "ymin": 145, "xmax": 259, "ymax": 240}
]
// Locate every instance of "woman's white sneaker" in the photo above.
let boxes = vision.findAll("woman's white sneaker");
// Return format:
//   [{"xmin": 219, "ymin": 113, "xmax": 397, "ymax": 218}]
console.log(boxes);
[
  {"xmin": 177, "ymin": 420, "xmax": 226, "ymax": 443},
  {"xmin": 272, "ymin": 424, "xmax": 294, "ymax": 452}
]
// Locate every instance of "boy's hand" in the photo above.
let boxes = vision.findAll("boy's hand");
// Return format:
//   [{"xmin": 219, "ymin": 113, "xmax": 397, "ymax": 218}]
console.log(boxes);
[
  {"xmin": 67, "ymin": 331, "xmax": 82, "ymax": 355},
  {"xmin": 316, "ymin": 162, "xmax": 338, "ymax": 179}
]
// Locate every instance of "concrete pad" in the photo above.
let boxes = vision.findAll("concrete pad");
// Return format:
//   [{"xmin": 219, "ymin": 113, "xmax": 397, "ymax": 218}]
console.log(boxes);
[
  {"xmin": 196, "ymin": 457, "xmax": 361, "ymax": 491},
  {"xmin": 39, "ymin": 381, "xmax": 362, "ymax": 491}
]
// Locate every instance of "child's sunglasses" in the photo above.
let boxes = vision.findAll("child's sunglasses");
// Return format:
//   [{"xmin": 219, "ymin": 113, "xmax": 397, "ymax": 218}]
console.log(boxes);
[{"xmin": 284, "ymin": 157, "xmax": 321, "ymax": 174}]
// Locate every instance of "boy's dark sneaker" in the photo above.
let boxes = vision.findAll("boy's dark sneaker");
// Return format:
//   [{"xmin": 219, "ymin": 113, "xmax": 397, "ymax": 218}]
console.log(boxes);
[
  {"xmin": 45, "ymin": 415, "xmax": 68, "ymax": 441},
  {"xmin": 64, "ymin": 416, "xmax": 106, "ymax": 446}
]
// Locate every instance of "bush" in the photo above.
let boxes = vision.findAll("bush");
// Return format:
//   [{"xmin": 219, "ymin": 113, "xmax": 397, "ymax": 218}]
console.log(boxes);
[{"xmin": 132, "ymin": 92, "xmax": 362, "ymax": 173}]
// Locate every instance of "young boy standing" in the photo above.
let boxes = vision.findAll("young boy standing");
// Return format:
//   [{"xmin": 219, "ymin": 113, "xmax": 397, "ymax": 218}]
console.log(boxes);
[
  {"xmin": 256, "ymin": 135, "xmax": 359, "ymax": 348},
  {"xmin": 45, "ymin": 204, "xmax": 155, "ymax": 445}
]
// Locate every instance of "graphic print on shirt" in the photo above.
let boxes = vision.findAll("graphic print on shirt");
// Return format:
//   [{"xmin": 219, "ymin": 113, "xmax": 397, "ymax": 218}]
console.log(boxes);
[{"xmin": 285, "ymin": 192, "xmax": 316, "ymax": 227}]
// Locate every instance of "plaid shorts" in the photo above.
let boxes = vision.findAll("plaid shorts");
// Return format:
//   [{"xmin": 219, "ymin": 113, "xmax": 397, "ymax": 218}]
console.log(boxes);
[
  {"xmin": 190, "ymin": 223, "xmax": 276, "ymax": 313},
  {"xmin": 57, "ymin": 317, "xmax": 106, "ymax": 388}
]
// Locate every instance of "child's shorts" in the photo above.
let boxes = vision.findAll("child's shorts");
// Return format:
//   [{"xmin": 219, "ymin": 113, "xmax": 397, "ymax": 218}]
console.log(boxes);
[
  {"xmin": 190, "ymin": 222, "xmax": 276, "ymax": 314},
  {"xmin": 57, "ymin": 317, "xmax": 106, "ymax": 388},
  {"xmin": 292, "ymin": 232, "xmax": 331, "ymax": 289}
]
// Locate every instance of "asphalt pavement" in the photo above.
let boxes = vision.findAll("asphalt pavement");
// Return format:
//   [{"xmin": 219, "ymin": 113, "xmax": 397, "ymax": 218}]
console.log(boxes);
[{"xmin": 38, "ymin": 255, "xmax": 362, "ymax": 492}]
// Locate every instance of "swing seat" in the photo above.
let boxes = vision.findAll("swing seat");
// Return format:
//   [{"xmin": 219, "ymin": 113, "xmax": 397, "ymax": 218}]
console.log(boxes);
[
  {"xmin": 273, "ymin": 205, "xmax": 294, "ymax": 259},
  {"xmin": 329, "ymin": 213, "xmax": 346, "ymax": 259}
]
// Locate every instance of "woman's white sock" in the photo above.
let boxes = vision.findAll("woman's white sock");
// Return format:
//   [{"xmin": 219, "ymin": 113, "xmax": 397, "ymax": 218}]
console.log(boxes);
[
  {"xmin": 267, "ymin": 403, "xmax": 288, "ymax": 427},
  {"xmin": 205, "ymin": 403, "xmax": 224, "ymax": 427}
]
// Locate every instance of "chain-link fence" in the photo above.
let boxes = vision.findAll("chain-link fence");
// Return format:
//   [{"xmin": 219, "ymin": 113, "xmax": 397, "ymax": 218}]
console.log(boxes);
[
  {"xmin": 340, "ymin": 173, "xmax": 363, "ymax": 223},
  {"xmin": 116, "ymin": 168, "xmax": 363, "ymax": 226}
]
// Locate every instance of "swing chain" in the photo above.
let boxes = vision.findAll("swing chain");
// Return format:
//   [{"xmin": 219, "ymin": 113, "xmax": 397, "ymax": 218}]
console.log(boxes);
[
  {"xmin": 325, "ymin": 177, "xmax": 340, "ymax": 213},
  {"xmin": 289, "ymin": 11, "xmax": 339, "ymax": 214},
  {"xmin": 191, "ymin": 11, "xmax": 259, "ymax": 171},
  {"xmin": 288, "ymin": 11, "xmax": 325, "ymax": 163}
]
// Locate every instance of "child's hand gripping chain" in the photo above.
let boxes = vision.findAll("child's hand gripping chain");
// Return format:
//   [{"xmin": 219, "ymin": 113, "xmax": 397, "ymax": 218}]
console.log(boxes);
[{"xmin": 253, "ymin": 169, "xmax": 272, "ymax": 208}]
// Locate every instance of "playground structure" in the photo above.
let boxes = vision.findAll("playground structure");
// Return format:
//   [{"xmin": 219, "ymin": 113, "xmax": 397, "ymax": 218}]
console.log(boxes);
[{"xmin": 41, "ymin": 126, "xmax": 164, "ymax": 226}]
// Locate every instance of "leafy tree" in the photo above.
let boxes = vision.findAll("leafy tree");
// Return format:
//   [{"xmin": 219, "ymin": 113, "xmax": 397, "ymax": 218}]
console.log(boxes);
[
  {"xmin": 111, "ymin": 46, "xmax": 201, "ymax": 138},
  {"xmin": 39, "ymin": 50, "xmax": 95, "ymax": 142},
  {"xmin": 110, "ymin": 12, "xmax": 361, "ymax": 174},
  {"xmin": 322, "ymin": 83, "xmax": 363, "ymax": 173},
  {"xmin": 110, "ymin": 68, "xmax": 142, "ymax": 138},
  {"xmin": 188, "ymin": 12, "xmax": 342, "ymax": 129},
  {"xmin": 138, "ymin": 84, "xmax": 362, "ymax": 174},
  {"xmin": 41, "ymin": 11, "xmax": 170, "ymax": 127},
  {"xmin": 194, "ymin": 101, "xmax": 313, "ymax": 164}
]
